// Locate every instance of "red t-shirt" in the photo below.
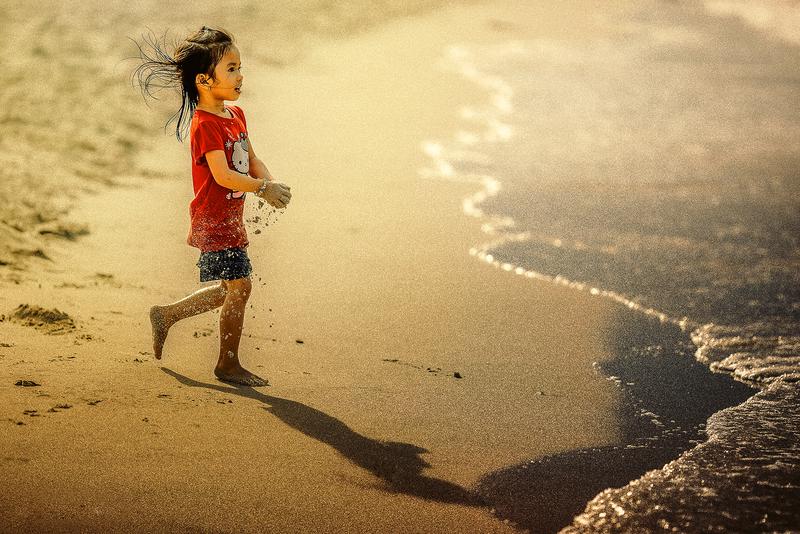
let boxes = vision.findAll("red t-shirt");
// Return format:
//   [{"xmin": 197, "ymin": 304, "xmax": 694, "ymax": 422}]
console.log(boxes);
[{"xmin": 187, "ymin": 105, "xmax": 250, "ymax": 252}]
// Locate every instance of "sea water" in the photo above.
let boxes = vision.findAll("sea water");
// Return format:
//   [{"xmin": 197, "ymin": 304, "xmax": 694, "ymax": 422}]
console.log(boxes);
[{"xmin": 421, "ymin": 1, "xmax": 800, "ymax": 531}]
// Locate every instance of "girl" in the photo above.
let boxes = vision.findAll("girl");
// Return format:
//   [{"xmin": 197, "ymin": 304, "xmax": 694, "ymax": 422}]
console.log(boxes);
[{"xmin": 132, "ymin": 26, "xmax": 291, "ymax": 386}]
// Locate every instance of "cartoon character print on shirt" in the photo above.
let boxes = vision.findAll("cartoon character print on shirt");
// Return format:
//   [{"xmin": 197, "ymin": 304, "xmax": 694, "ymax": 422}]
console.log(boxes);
[{"xmin": 225, "ymin": 132, "xmax": 250, "ymax": 200}]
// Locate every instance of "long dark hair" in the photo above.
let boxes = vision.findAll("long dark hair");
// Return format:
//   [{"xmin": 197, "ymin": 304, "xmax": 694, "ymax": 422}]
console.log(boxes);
[{"xmin": 130, "ymin": 26, "xmax": 235, "ymax": 142}]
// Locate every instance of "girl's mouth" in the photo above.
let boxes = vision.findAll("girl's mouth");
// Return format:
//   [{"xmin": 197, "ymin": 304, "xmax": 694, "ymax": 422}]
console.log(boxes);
[{"xmin": 235, "ymin": 85, "xmax": 242, "ymax": 93}]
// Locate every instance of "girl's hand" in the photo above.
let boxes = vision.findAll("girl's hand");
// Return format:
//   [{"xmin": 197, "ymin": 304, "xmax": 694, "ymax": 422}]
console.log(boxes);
[{"xmin": 258, "ymin": 181, "xmax": 292, "ymax": 209}]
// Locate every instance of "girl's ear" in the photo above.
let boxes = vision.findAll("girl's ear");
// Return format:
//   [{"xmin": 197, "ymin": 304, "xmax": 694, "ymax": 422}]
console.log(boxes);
[{"xmin": 196, "ymin": 73, "xmax": 209, "ymax": 87}]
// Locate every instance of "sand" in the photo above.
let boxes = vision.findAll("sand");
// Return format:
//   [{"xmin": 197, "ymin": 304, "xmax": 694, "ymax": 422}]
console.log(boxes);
[{"xmin": 1, "ymin": 2, "xmax": 646, "ymax": 532}]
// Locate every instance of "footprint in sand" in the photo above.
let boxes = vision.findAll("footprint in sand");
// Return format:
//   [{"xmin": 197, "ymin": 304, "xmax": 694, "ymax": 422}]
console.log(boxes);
[
  {"xmin": 9, "ymin": 304, "xmax": 76, "ymax": 335},
  {"xmin": 15, "ymin": 380, "xmax": 41, "ymax": 387}
]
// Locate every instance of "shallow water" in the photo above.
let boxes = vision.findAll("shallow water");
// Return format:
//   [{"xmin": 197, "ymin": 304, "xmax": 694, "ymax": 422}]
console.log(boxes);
[{"xmin": 421, "ymin": 1, "xmax": 800, "ymax": 531}]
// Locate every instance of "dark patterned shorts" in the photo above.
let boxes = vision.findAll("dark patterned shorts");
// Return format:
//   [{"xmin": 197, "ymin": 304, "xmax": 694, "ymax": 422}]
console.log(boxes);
[{"xmin": 197, "ymin": 247, "xmax": 252, "ymax": 282}]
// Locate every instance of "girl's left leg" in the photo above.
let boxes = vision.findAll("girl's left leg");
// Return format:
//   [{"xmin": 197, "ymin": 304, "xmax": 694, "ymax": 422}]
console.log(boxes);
[{"xmin": 150, "ymin": 283, "xmax": 227, "ymax": 359}]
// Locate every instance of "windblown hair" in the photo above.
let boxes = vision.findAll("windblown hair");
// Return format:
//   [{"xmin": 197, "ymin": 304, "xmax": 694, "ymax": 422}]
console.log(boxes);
[{"xmin": 130, "ymin": 26, "xmax": 235, "ymax": 142}]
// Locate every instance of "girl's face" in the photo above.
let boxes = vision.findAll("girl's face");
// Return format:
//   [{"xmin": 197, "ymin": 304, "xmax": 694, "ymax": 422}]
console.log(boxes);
[{"xmin": 204, "ymin": 45, "xmax": 243, "ymax": 101}]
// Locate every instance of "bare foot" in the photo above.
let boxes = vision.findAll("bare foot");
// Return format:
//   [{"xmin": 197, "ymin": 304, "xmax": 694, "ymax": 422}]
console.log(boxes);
[
  {"xmin": 149, "ymin": 306, "xmax": 170, "ymax": 360},
  {"xmin": 214, "ymin": 365, "xmax": 269, "ymax": 387}
]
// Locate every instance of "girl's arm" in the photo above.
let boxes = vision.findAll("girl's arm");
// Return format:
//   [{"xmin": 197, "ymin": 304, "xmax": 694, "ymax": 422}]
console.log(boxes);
[
  {"xmin": 206, "ymin": 150, "xmax": 264, "ymax": 192},
  {"xmin": 246, "ymin": 136, "xmax": 274, "ymax": 182}
]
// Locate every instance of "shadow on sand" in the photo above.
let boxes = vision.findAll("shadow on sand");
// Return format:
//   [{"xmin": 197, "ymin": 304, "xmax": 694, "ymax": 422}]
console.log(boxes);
[{"xmin": 160, "ymin": 367, "xmax": 483, "ymax": 507}]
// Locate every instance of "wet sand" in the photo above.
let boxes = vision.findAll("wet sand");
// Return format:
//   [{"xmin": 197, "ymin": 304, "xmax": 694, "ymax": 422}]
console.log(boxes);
[{"xmin": 1, "ymin": 2, "xmax": 659, "ymax": 532}]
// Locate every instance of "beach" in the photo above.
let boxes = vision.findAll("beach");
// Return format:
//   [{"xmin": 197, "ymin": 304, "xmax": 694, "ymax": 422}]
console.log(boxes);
[{"xmin": 2, "ymin": 1, "xmax": 798, "ymax": 533}]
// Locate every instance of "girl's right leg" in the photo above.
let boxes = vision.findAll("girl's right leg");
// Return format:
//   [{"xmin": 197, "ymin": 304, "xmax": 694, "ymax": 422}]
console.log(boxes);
[
  {"xmin": 214, "ymin": 277, "xmax": 268, "ymax": 386},
  {"xmin": 150, "ymin": 283, "xmax": 227, "ymax": 359}
]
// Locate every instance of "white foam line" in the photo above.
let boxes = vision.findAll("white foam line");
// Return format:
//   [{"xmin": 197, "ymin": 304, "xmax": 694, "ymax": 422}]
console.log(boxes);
[{"xmin": 424, "ymin": 43, "xmax": 697, "ymax": 330}]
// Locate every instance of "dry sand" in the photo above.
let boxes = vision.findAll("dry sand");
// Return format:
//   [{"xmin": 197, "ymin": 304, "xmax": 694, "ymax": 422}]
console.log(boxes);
[{"xmin": 2, "ymin": 2, "xmax": 643, "ymax": 532}]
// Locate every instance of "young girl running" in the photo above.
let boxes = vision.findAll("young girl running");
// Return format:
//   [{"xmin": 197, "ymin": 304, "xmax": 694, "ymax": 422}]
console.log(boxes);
[{"xmin": 132, "ymin": 26, "xmax": 291, "ymax": 386}]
